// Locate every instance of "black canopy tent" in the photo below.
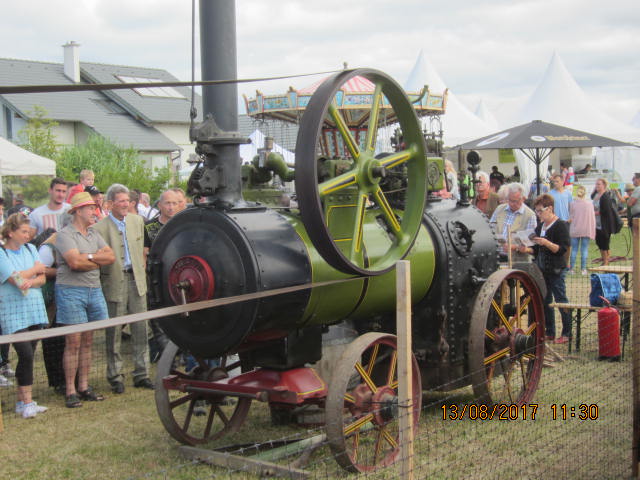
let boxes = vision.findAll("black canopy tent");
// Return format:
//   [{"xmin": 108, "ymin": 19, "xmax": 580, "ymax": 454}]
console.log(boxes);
[{"xmin": 455, "ymin": 120, "xmax": 632, "ymax": 195}]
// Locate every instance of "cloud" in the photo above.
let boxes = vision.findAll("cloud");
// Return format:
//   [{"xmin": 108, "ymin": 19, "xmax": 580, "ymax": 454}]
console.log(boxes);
[{"xmin": 0, "ymin": 0, "xmax": 638, "ymax": 121}]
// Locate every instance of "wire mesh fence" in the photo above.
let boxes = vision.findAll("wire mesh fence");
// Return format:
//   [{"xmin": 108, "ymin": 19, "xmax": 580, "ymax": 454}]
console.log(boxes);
[{"xmin": 0, "ymin": 231, "xmax": 635, "ymax": 479}]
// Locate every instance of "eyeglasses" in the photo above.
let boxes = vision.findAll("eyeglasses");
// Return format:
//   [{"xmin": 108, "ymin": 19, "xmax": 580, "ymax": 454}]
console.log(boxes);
[{"xmin": 535, "ymin": 207, "xmax": 548, "ymax": 214}]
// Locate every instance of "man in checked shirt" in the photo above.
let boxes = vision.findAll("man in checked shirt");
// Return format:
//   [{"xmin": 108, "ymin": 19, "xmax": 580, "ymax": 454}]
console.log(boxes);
[{"xmin": 490, "ymin": 182, "xmax": 537, "ymax": 263}]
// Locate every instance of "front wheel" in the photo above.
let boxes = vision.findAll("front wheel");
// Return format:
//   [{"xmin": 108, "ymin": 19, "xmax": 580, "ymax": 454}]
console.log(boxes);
[
  {"xmin": 468, "ymin": 269, "xmax": 546, "ymax": 405},
  {"xmin": 155, "ymin": 342, "xmax": 251, "ymax": 445},
  {"xmin": 325, "ymin": 332, "xmax": 422, "ymax": 473}
]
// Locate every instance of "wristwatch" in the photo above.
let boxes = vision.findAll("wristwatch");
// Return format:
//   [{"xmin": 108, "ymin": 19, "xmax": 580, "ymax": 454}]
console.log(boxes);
[{"xmin": 88, "ymin": 253, "xmax": 94, "ymax": 261}]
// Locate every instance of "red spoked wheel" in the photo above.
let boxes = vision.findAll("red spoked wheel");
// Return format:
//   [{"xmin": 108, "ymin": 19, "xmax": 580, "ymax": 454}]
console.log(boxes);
[
  {"xmin": 469, "ymin": 269, "xmax": 546, "ymax": 405},
  {"xmin": 155, "ymin": 342, "xmax": 250, "ymax": 445},
  {"xmin": 325, "ymin": 332, "xmax": 422, "ymax": 473}
]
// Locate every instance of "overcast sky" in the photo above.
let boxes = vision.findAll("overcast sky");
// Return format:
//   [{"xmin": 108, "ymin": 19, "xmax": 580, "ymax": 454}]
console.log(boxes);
[{"xmin": 2, "ymin": 0, "xmax": 638, "ymax": 122}]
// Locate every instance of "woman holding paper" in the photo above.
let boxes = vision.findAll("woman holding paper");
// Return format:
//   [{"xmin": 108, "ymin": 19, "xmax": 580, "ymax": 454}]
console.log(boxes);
[{"xmin": 516, "ymin": 194, "xmax": 571, "ymax": 344}]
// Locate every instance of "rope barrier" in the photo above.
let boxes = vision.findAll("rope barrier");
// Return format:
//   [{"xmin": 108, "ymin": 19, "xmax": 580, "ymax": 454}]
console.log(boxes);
[
  {"xmin": 0, "ymin": 69, "xmax": 343, "ymax": 95},
  {"xmin": 0, "ymin": 277, "xmax": 356, "ymax": 345}
]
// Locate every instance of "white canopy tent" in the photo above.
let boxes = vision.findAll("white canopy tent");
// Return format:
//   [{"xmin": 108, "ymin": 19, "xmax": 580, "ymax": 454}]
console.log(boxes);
[
  {"xmin": 474, "ymin": 100, "xmax": 500, "ymax": 131},
  {"xmin": 404, "ymin": 50, "xmax": 494, "ymax": 147},
  {"xmin": 0, "ymin": 136, "xmax": 56, "ymax": 195},
  {"xmin": 500, "ymin": 53, "xmax": 640, "ymax": 187},
  {"xmin": 508, "ymin": 52, "xmax": 640, "ymax": 143}
]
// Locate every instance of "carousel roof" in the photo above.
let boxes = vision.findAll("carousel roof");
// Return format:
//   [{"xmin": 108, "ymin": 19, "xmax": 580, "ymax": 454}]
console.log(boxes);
[{"xmin": 243, "ymin": 74, "xmax": 448, "ymax": 126}]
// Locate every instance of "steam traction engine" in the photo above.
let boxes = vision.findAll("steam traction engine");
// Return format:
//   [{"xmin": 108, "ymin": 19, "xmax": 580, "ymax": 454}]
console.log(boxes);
[{"xmin": 149, "ymin": 2, "xmax": 545, "ymax": 473}]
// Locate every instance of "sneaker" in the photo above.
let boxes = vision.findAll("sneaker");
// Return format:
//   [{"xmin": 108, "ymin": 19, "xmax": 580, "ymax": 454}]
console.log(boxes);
[
  {"xmin": 0, "ymin": 373, "xmax": 12, "ymax": 387},
  {"xmin": 111, "ymin": 381, "xmax": 125, "ymax": 394},
  {"xmin": 16, "ymin": 401, "xmax": 48, "ymax": 415},
  {"xmin": 567, "ymin": 269, "xmax": 575, "ymax": 274},
  {"xmin": 21, "ymin": 401, "xmax": 46, "ymax": 419},
  {"xmin": 0, "ymin": 364, "xmax": 15, "ymax": 377},
  {"xmin": 581, "ymin": 269, "xmax": 588, "ymax": 275},
  {"xmin": 554, "ymin": 336, "xmax": 569, "ymax": 344}
]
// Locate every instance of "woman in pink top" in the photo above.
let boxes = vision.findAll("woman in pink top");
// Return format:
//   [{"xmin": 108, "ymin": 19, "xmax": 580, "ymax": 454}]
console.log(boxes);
[{"xmin": 568, "ymin": 185, "xmax": 596, "ymax": 274}]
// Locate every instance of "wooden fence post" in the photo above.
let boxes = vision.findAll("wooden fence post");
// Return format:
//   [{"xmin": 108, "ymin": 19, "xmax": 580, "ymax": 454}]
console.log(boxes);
[
  {"xmin": 396, "ymin": 260, "xmax": 414, "ymax": 480},
  {"xmin": 632, "ymin": 218, "xmax": 639, "ymax": 478}
]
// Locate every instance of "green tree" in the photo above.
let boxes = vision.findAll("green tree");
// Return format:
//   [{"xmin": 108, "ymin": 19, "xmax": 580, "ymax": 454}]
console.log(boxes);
[
  {"xmin": 56, "ymin": 135, "xmax": 172, "ymax": 199},
  {"xmin": 17, "ymin": 105, "xmax": 59, "ymax": 159}
]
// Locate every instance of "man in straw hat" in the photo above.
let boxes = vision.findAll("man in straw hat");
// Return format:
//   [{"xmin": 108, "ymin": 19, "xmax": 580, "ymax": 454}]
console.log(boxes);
[
  {"xmin": 54, "ymin": 191, "xmax": 115, "ymax": 408},
  {"xmin": 92, "ymin": 184, "xmax": 153, "ymax": 394}
]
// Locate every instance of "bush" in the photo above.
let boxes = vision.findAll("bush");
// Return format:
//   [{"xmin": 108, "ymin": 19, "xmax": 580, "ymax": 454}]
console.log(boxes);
[{"xmin": 56, "ymin": 135, "xmax": 172, "ymax": 199}]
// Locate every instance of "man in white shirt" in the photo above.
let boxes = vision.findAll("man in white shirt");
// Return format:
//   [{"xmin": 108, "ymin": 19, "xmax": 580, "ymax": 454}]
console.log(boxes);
[
  {"xmin": 30, "ymin": 178, "xmax": 71, "ymax": 236},
  {"xmin": 137, "ymin": 192, "xmax": 158, "ymax": 220}
]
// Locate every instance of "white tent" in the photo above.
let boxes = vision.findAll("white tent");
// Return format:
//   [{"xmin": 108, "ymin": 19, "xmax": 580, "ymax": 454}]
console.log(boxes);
[
  {"xmin": 404, "ymin": 51, "xmax": 494, "ymax": 147},
  {"xmin": 501, "ymin": 52, "xmax": 640, "ymax": 187},
  {"xmin": 0, "ymin": 136, "xmax": 56, "ymax": 195},
  {"xmin": 508, "ymin": 52, "xmax": 640, "ymax": 143},
  {"xmin": 474, "ymin": 100, "xmax": 500, "ymax": 131}
]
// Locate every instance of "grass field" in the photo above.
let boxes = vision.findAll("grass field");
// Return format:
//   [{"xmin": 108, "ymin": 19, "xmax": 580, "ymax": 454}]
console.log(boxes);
[{"xmin": 0, "ymin": 228, "xmax": 635, "ymax": 479}]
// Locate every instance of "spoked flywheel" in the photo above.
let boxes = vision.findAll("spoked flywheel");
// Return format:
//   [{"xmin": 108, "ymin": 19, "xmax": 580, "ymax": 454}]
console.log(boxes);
[
  {"xmin": 325, "ymin": 332, "xmax": 422, "ymax": 473},
  {"xmin": 295, "ymin": 68, "xmax": 427, "ymax": 276},
  {"xmin": 155, "ymin": 342, "xmax": 251, "ymax": 445},
  {"xmin": 469, "ymin": 269, "xmax": 545, "ymax": 405}
]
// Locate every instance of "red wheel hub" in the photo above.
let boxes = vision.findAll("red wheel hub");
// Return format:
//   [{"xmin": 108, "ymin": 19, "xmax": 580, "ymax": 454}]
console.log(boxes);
[
  {"xmin": 349, "ymin": 383, "xmax": 373, "ymax": 416},
  {"xmin": 168, "ymin": 255, "xmax": 215, "ymax": 304},
  {"xmin": 372, "ymin": 385, "xmax": 397, "ymax": 425}
]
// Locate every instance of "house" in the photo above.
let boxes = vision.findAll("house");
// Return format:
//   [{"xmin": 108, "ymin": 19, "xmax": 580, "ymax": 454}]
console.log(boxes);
[
  {"xmin": 0, "ymin": 42, "xmax": 202, "ymax": 173},
  {"xmin": 0, "ymin": 42, "xmax": 304, "ymax": 177}
]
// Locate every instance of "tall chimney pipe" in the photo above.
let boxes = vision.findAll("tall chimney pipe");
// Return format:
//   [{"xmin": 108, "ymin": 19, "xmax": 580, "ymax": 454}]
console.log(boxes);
[
  {"xmin": 199, "ymin": 0, "xmax": 238, "ymax": 131},
  {"xmin": 191, "ymin": 0, "xmax": 246, "ymax": 207}
]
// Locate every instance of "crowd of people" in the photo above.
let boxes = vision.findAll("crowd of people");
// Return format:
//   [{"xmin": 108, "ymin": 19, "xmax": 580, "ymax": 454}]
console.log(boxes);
[
  {"xmin": 441, "ymin": 162, "xmax": 635, "ymax": 346},
  {"xmin": 0, "ymin": 169, "xmax": 187, "ymax": 418},
  {"xmin": 0, "ymin": 162, "xmax": 635, "ymax": 417}
]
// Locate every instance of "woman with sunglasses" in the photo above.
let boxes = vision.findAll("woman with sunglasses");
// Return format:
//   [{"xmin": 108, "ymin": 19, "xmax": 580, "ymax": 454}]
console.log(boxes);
[
  {"xmin": 0, "ymin": 213, "xmax": 49, "ymax": 418},
  {"xmin": 516, "ymin": 194, "xmax": 571, "ymax": 344}
]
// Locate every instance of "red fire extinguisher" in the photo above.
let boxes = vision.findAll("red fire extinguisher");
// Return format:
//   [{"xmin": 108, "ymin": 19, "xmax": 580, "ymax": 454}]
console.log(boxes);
[{"xmin": 598, "ymin": 297, "xmax": 620, "ymax": 361}]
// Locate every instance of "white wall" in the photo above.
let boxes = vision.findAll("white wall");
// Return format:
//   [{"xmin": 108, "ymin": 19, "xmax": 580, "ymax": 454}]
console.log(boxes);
[{"xmin": 153, "ymin": 123, "xmax": 195, "ymax": 170}]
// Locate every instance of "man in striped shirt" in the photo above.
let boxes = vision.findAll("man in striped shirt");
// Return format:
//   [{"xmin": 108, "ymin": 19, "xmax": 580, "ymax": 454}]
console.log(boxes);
[{"xmin": 490, "ymin": 183, "xmax": 537, "ymax": 262}]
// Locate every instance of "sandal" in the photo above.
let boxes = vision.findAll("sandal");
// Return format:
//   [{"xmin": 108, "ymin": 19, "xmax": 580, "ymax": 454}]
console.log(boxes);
[
  {"xmin": 78, "ymin": 386, "xmax": 105, "ymax": 402},
  {"xmin": 65, "ymin": 393, "xmax": 82, "ymax": 408}
]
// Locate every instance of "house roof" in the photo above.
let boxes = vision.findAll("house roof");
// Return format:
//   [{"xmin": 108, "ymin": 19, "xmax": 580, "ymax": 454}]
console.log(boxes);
[
  {"xmin": 80, "ymin": 62, "xmax": 202, "ymax": 124},
  {"xmin": 0, "ymin": 57, "xmax": 187, "ymax": 152}
]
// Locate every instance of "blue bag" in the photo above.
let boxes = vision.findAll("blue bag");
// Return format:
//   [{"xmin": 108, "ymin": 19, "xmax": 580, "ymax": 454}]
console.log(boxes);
[{"xmin": 589, "ymin": 273, "xmax": 622, "ymax": 306}]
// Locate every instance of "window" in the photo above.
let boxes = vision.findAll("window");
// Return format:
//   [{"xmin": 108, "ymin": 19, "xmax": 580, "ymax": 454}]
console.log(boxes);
[
  {"xmin": 3, "ymin": 105, "xmax": 13, "ymax": 139},
  {"xmin": 116, "ymin": 75, "xmax": 185, "ymax": 99}
]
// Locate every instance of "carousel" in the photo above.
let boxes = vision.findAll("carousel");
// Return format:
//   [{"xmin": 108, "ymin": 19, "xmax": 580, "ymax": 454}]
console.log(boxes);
[{"xmin": 243, "ymin": 70, "xmax": 448, "ymax": 159}]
